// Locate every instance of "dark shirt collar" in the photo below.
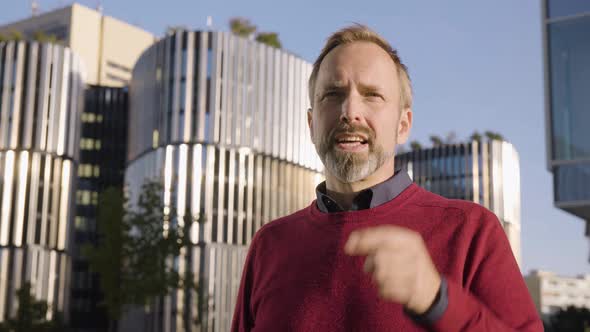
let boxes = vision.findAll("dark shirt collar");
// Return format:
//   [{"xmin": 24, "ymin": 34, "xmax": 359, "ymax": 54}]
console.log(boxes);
[{"xmin": 315, "ymin": 169, "xmax": 413, "ymax": 213}]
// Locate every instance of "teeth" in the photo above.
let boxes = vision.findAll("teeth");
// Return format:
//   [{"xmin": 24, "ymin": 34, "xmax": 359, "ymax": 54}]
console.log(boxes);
[{"xmin": 338, "ymin": 136, "xmax": 365, "ymax": 143}]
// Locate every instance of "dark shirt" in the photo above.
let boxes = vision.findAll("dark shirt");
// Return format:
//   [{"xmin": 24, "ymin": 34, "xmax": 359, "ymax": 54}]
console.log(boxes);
[
  {"xmin": 314, "ymin": 169, "xmax": 448, "ymax": 325},
  {"xmin": 315, "ymin": 170, "xmax": 412, "ymax": 213}
]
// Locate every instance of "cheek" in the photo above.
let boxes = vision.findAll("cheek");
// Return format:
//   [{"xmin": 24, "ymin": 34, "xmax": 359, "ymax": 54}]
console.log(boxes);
[
  {"xmin": 314, "ymin": 112, "xmax": 338, "ymax": 133},
  {"xmin": 373, "ymin": 120, "xmax": 399, "ymax": 147}
]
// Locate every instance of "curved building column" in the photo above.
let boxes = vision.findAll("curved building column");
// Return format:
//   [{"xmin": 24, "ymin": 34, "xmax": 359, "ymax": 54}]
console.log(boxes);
[
  {"xmin": 0, "ymin": 41, "xmax": 86, "ymax": 322},
  {"xmin": 124, "ymin": 30, "xmax": 323, "ymax": 332}
]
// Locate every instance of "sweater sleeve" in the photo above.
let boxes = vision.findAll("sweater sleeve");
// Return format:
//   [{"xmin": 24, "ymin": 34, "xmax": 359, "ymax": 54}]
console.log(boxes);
[
  {"xmin": 231, "ymin": 238, "xmax": 258, "ymax": 332},
  {"xmin": 430, "ymin": 208, "xmax": 543, "ymax": 332}
]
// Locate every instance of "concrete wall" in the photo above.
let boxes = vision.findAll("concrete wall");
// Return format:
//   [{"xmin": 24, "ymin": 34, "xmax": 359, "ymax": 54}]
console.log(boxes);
[
  {"xmin": 99, "ymin": 16, "xmax": 156, "ymax": 86},
  {"xmin": 69, "ymin": 4, "xmax": 102, "ymax": 85},
  {"xmin": 0, "ymin": 3, "xmax": 156, "ymax": 87}
]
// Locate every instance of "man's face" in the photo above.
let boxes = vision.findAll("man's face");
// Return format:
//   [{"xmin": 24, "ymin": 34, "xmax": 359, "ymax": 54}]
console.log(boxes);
[{"xmin": 308, "ymin": 41, "xmax": 411, "ymax": 183}]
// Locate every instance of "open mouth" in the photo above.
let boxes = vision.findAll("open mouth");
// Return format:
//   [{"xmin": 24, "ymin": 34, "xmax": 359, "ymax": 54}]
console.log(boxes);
[{"xmin": 334, "ymin": 134, "xmax": 369, "ymax": 150}]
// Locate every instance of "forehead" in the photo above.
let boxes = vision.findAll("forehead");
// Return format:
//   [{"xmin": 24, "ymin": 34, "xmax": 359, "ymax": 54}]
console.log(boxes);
[{"xmin": 316, "ymin": 41, "xmax": 399, "ymax": 89}]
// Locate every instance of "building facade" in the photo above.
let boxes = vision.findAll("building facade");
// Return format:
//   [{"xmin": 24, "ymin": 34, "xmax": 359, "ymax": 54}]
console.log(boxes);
[
  {"xmin": 525, "ymin": 270, "xmax": 590, "ymax": 318},
  {"xmin": 395, "ymin": 140, "xmax": 522, "ymax": 266},
  {"xmin": 0, "ymin": 3, "xmax": 156, "ymax": 86},
  {"xmin": 70, "ymin": 86, "xmax": 129, "ymax": 330},
  {"xmin": 123, "ymin": 29, "xmax": 323, "ymax": 332},
  {"xmin": 1, "ymin": 5, "xmax": 157, "ymax": 330},
  {"xmin": 542, "ymin": 1, "xmax": 590, "ymax": 256},
  {"xmin": 0, "ymin": 41, "xmax": 85, "ymax": 322}
]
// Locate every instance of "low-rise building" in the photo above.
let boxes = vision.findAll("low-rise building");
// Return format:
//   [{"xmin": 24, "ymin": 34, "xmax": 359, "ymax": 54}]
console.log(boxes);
[{"xmin": 525, "ymin": 270, "xmax": 590, "ymax": 318}]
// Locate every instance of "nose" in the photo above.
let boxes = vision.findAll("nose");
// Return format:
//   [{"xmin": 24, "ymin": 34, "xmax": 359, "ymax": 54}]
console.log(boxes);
[{"xmin": 340, "ymin": 95, "xmax": 363, "ymax": 124}]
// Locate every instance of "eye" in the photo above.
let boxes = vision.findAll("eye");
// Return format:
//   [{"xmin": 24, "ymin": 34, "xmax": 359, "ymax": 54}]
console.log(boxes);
[
  {"xmin": 365, "ymin": 92, "xmax": 384, "ymax": 100},
  {"xmin": 322, "ymin": 91, "xmax": 343, "ymax": 100}
]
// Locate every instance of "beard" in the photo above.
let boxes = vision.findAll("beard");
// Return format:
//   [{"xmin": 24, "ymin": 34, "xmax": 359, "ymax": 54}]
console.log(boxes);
[{"xmin": 314, "ymin": 123, "xmax": 395, "ymax": 183}]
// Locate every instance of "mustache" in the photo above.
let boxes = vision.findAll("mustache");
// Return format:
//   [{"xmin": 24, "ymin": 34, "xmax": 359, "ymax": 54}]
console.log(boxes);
[{"xmin": 327, "ymin": 123, "xmax": 374, "ymax": 143}]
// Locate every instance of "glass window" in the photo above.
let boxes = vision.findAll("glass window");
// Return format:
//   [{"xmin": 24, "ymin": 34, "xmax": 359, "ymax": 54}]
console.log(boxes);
[
  {"xmin": 555, "ymin": 162, "xmax": 590, "ymax": 202},
  {"xmin": 547, "ymin": 0, "xmax": 590, "ymax": 19},
  {"xmin": 75, "ymin": 217, "xmax": 86, "ymax": 231},
  {"xmin": 549, "ymin": 16, "xmax": 590, "ymax": 160},
  {"xmin": 77, "ymin": 190, "xmax": 91, "ymax": 205},
  {"xmin": 92, "ymin": 192, "xmax": 99, "ymax": 206}
]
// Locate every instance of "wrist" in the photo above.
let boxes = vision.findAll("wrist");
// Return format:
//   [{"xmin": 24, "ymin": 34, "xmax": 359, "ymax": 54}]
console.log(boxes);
[
  {"xmin": 406, "ymin": 273, "xmax": 442, "ymax": 314},
  {"xmin": 404, "ymin": 277, "xmax": 449, "ymax": 325}
]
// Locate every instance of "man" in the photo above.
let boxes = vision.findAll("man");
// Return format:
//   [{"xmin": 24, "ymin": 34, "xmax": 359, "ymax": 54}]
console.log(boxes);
[{"xmin": 232, "ymin": 25, "xmax": 542, "ymax": 331}]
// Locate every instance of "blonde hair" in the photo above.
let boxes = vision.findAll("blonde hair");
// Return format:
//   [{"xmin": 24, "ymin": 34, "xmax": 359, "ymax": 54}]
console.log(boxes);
[{"xmin": 308, "ymin": 24, "xmax": 413, "ymax": 109}]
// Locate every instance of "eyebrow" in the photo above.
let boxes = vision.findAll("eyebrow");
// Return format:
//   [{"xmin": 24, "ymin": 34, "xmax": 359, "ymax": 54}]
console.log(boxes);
[
  {"xmin": 321, "ymin": 81, "xmax": 347, "ymax": 91},
  {"xmin": 320, "ymin": 82, "xmax": 383, "ymax": 94},
  {"xmin": 357, "ymin": 83, "xmax": 382, "ymax": 94}
]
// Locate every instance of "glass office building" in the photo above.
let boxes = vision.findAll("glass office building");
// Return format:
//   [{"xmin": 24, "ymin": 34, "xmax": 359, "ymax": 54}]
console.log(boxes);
[
  {"xmin": 123, "ymin": 29, "xmax": 323, "ymax": 332},
  {"xmin": 542, "ymin": 0, "xmax": 590, "ymax": 256},
  {"xmin": 70, "ymin": 86, "xmax": 129, "ymax": 331},
  {"xmin": 0, "ymin": 41, "xmax": 85, "ymax": 322},
  {"xmin": 396, "ymin": 140, "xmax": 522, "ymax": 266}
]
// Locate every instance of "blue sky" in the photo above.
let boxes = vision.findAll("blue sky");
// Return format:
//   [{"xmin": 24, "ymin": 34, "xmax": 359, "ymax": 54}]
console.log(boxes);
[{"xmin": 2, "ymin": 0, "xmax": 587, "ymax": 276}]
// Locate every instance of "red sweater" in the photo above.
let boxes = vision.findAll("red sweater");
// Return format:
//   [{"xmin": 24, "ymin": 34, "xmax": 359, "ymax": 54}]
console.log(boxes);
[{"xmin": 232, "ymin": 184, "xmax": 542, "ymax": 331}]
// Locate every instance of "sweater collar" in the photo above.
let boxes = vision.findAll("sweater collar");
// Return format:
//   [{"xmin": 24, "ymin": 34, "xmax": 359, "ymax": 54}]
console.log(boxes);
[{"xmin": 315, "ymin": 169, "xmax": 412, "ymax": 213}]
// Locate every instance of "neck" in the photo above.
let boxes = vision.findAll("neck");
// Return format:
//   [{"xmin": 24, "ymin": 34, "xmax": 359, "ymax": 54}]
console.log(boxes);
[{"xmin": 324, "ymin": 159, "xmax": 395, "ymax": 210}]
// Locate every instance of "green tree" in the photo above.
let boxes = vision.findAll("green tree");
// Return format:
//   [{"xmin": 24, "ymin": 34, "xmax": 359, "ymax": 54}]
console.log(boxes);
[
  {"xmin": 484, "ymin": 130, "xmax": 504, "ymax": 141},
  {"xmin": 255, "ymin": 32, "xmax": 282, "ymax": 48},
  {"xmin": 429, "ymin": 135, "xmax": 443, "ymax": 147},
  {"xmin": 8, "ymin": 29, "xmax": 24, "ymax": 41},
  {"xmin": 123, "ymin": 180, "xmax": 192, "ymax": 307},
  {"xmin": 547, "ymin": 306, "xmax": 590, "ymax": 332},
  {"xmin": 410, "ymin": 140, "xmax": 422, "ymax": 151},
  {"xmin": 0, "ymin": 282, "xmax": 66, "ymax": 332},
  {"xmin": 32, "ymin": 31, "xmax": 57, "ymax": 43},
  {"xmin": 85, "ymin": 181, "xmax": 194, "ymax": 332},
  {"xmin": 229, "ymin": 17, "xmax": 257, "ymax": 38},
  {"xmin": 83, "ymin": 187, "xmax": 128, "ymax": 332},
  {"xmin": 469, "ymin": 131, "xmax": 482, "ymax": 142},
  {"xmin": 0, "ymin": 29, "xmax": 59, "ymax": 44}
]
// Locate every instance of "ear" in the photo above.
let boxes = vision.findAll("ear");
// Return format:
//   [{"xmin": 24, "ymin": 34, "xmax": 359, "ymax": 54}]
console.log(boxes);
[
  {"xmin": 396, "ymin": 108, "xmax": 412, "ymax": 145},
  {"xmin": 307, "ymin": 108, "xmax": 315, "ymax": 143}
]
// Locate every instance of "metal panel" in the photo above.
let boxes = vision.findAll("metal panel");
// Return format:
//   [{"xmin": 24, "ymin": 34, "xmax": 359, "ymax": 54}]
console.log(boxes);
[
  {"xmin": 226, "ymin": 149, "xmax": 236, "ymax": 244},
  {"xmin": 272, "ymin": 48, "xmax": 281, "ymax": 158},
  {"xmin": 0, "ymin": 151, "xmax": 15, "ymax": 245},
  {"xmin": 27, "ymin": 153, "xmax": 41, "ymax": 244},
  {"xmin": 292, "ymin": 58, "xmax": 301, "ymax": 165},
  {"xmin": 0, "ymin": 43, "xmax": 15, "ymax": 149},
  {"xmin": 48, "ymin": 158, "xmax": 62, "ymax": 248},
  {"xmin": 264, "ymin": 46, "xmax": 274, "ymax": 155},
  {"xmin": 171, "ymin": 30, "xmax": 183, "ymax": 142},
  {"xmin": 196, "ymin": 32, "xmax": 208, "ymax": 141},
  {"xmin": 56, "ymin": 48, "xmax": 70, "ymax": 155},
  {"xmin": 234, "ymin": 38, "xmax": 244, "ymax": 146},
  {"xmin": 210, "ymin": 32, "xmax": 223, "ymax": 144},
  {"xmin": 215, "ymin": 147, "xmax": 226, "ymax": 243},
  {"xmin": 220, "ymin": 34, "xmax": 231, "ymax": 146},
  {"xmin": 45, "ymin": 45, "xmax": 61, "ymax": 153},
  {"xmin": 36, "ymin": 44, "xmax": 51, "ymax": 150},
  {"xmin": 9, "ymin": 42, "xmax": 25, "ymax": 149},
  {"xmin": 204, "ymin": 145, "xmax": 215, "ymax": 243},
  {"xmin": 0, "ymin": 250, "xmax": 9, "ymax": 321},
  {"xmin": 184, "ymin": 31, "xmax": 195, "ymax": 142},
  {"xmin": 191, "ymin": 144, "xmax": 203, "ymax": 244},
  {"xmin": 13, "ymin": 151, "xmax": 28, "ymax": 246}
]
